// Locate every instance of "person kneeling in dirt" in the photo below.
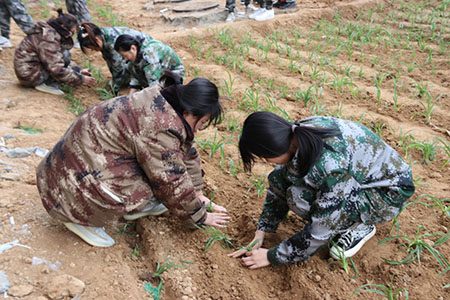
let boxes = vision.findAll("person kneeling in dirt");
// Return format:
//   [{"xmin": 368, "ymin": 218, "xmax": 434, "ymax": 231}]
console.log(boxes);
[
  {"xmin": 229, "ymin": 112, "xmax": 415, "ymax": 268},
  {"xmin": 13, "ymin": 9, "xmax": 95, "ymax": 95},
  {"xmin": 77, "ymin": 22, "xmax": 153, "ymax": 96},
  {"xmin": 36, "ymin": 70, "xmax": 229, "ymax": 247},
  {"xmin": 114, "ymin": 34, "xmax": 184, "ymax": 96}
]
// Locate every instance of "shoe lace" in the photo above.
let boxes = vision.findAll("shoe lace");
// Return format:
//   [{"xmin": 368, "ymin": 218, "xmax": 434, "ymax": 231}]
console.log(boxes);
[{"xmin": 337, "ymin": 232, "xmax": 354, "ymax": 249}]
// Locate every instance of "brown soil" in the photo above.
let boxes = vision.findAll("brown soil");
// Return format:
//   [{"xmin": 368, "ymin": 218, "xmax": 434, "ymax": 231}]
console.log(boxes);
[{"xmin": 0, "ymin": 0, "xmax": 449, "ymax": 299}]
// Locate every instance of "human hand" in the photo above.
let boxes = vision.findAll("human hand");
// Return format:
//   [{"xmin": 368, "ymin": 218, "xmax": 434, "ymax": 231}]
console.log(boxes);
[
  {"xmin": 83, "ymin": 75, "xmax": 96, "ymax": 86},
  {"xmin": 81, "ymin": 68, "xmax": 92, "ymax": 76},
  {"xmin": 203, "ymin": 212, "xmax": 230, "ymax": 228},
  {"xmin": 228, "ymin": 233, "xmax": 264, "ymax": 258},
  {"xmin": 197, "ymin": 192, "xmax": 227, "ymax": 213},
  {"xmin": 241, "ymin": 248, "xmax": 270, "ymax": 269}
]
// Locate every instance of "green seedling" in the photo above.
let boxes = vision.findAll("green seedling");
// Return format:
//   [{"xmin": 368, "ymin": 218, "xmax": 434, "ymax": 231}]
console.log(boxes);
[
  {"xmin": 438, "ymin": 138, "xmax": 450, "ymax": 168},
  {"xmin": 195, "ymin": 225, "xmax": 233, "ymax": 253},
  {"xmin": 152, "ymin": 254, "xmax": 193, "ymax": 278},
  {"xmin": 240, "ymin": 239, "xmax": 260, "ymax": 252},
  {"xmin": 405, "ymin": 139, "xmax": 438, "ymax": 164},
  {"xmin": 18, "ymin": 125, "xmax": 43, "ymax": 135},
  {"xmin": 379, "ymin": 225, "xmax": 450, "ymax": 269},
  {"xmin": 414, "ymin": 93, "xmax": 441, "ymax": 124},
  {"xmin": 145, "ymin": 254, "xmax": 194, "ymax": 300},
  {"xmin": 222, "ymin": 70, "xmax": 239, "ymax": 97},
  {"xmin": 130, "ymin": 244, "xmax": 141, "ymax": 261},
  {"xmin": 196, "ymin": 129, "xmax": 230, "ymax": 158},
  {"xmin": 248, "ymin": 174, "xmax": 267, "ymax": 198},
  {"xmin": 353, "ymin": 274, "xmax": 409, "ymax": 299},
  {"xmin": 116, "ymin": 223, "xmax": 136, "ymax": 234},
  {"xmin": 328, "ymin": 240, "xmax": 358, "ymax": 278},
  {"xmin": 416, "ymin": 194, "xmax": 450, "ymax": 218}
]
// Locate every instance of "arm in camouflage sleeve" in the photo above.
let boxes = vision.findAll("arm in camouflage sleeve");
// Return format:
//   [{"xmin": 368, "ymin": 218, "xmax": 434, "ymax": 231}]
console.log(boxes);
[
  {"xmin": 183, "ymin": 146, "xmax": 204, "ymax": 191},
  {"xmin": 106, "ymin": 50, "xmax": 129, "ymax": 91},
  {"xmin": 134, "ymin": 129, "xmax": 206, "ymax": 225},
  {"xmin": 267, "ymin": 171, "xmax": 359, "ymax": 266},
  {"xmin": 256, "ymin": 166, "xmax": 291, "ymax": 233},
  {"xmin": 37, "ymin": 31, "xmax": 83, "ymax": 86}
]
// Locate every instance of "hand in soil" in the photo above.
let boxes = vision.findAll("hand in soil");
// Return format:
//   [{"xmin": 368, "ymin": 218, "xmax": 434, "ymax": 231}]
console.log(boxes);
[
  {"xmin": 228, "ymin": 232, "xmax": 265, "ymax": 258},
  {"xmin": 197, "ymin": 193, "xmax": 227, "ymax": 212},
  {"xmin": 203, "ymin": 212, "xmax": 230, "ymax": 228},
  {"xmin": 83, "ymin": 75, "xmax": 96, "ymax": 86},
  {"xmin": 81, "ymin": 68, "xmax": 92, "ymax": 76},
  {"xmin": 241, "ymin": 248, "xmax": 270, "ymax": 269}
]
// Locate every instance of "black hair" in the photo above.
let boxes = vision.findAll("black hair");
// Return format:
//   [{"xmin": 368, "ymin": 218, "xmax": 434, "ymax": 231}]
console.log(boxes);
[
  {"xmin": 77, "ymin": 22, "xmax": 103, "ymax": 53},
  {"xmin": 160, "ymin": 70, "xmax": 222, "ymax": 142},
  {"xmin": 114, "ymin": 34, "xmax": 141, "ymax": 54},
  {"xmin": 47, "ymin": 8, "xmax": 78, "ymax": 38},
  {"xmin": 239, "ymin": 111, "xmax": 340, "ymax": 176}
]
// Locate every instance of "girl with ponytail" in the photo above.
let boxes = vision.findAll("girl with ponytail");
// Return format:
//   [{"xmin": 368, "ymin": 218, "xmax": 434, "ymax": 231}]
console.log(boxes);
[
  {"xmin": 230, "ymin": 112, "xmax": 414, "ymax": 269},
  {"xmin": 14, "ymin": 8, "xmax": 95, "ymax": 95},
  {"xmin": 36, "ymin": 70, "xmax": 228, "ymax": 248}
]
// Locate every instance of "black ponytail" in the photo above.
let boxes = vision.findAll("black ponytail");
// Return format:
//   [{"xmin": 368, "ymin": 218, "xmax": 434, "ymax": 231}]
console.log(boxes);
[
  {"xmin": 160, "ymin": 70, "xmax": 222, "ymax": 142},
  {"xmin": 239, "ymin": 112, "xmax": 339, "ymax": 175},
  {"xmin": 47, "ymin": 8, "xmax": 78, "ymax": 38}
]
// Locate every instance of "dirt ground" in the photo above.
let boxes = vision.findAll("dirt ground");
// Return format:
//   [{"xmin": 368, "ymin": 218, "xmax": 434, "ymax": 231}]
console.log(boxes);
[{"xmin": 0, "ymin": 0, "xmax": 449, "ymax": 299}]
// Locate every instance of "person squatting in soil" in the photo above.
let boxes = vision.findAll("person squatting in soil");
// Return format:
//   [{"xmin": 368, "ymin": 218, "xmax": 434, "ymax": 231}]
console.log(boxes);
[
  {"xmin": 229, "ymin": 112, "xmax": 415, "ymax": 268},
  {"xmin": 65, "ymin": 0, "xmax": 91, "ymax": 23},
  {"xmin": 114, "ymin": 34, "xmax": 184, "ymax": 96},
  {"xmin": 77, "ymin": 22, "xmax": 153, "ymax": 95},
  {"xmin": 36, "ymin": 70, "xmax": 230, "ymax": 247},
  {"xmin": 0, "ymin": 0, "xmax": 34, "ymax": 48},
  {"xmin": 13, "ymin": 9, "xmax": 96, "ymax": 95}
]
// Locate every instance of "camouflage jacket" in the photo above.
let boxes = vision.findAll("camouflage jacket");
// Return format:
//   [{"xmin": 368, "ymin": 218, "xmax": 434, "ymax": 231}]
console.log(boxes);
[
  {"xmin": 258, "ymin": 117, "xmax": 415, "ymax": 266},
  {"xmin": 100, "ymin": 27, "xmax": 152, "ymax": 92},
  {"xmin": 13, "ymin": 21, "xmax": 83, "ymax": 87},
  {"xmin": 36, "ymin": 85, "xmax": 206, "ymax": 227},
  {"xmin": 129, "ymin": 40, "xmax": 184, "ymax": 89}
]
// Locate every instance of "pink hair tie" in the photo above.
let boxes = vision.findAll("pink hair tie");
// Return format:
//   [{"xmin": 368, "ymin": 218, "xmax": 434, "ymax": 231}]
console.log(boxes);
[{"xmin": 291, "ymin": 124, "xmax": 297, "ymax": 133}]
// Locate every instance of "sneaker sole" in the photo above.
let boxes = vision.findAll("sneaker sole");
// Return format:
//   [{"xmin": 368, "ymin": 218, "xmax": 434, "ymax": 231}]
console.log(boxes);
[
  {"xmin": 35, "ymin": 86, "xmax": 64, "ymax": 96},
  {"xmin": 123, "ymin": 206, "xmax": 169, "ymax": 221},
  {"xmin": 329, "ymin": 226, "xmax": 376, "ymax": 259},
  {"xmin": 64, "ymin": 223, "xmax": 115, "ymax": 247}
]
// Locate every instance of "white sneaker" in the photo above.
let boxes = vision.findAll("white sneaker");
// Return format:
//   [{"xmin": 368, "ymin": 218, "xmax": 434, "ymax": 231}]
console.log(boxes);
[
  {"xmin": 330, "ymin": 224, "xmax": 376, "ymax": 259},
  {"xmin": 64, "ymin": 222, "xmax": 115, "ymax": 247},
  {"xmin": 226, "ymin": 12, "xmax": 236, "ymax": 22},
  {"xmin": 35, "ymin": 83, "xmax": 65, "ymax": 95},
  {"xmin": 0, "ymin": 36, "xmax": 12, "ymax": 48},
  {"xmin": 249, "ymin": 7, "xmax": 265, "ymax": 19},
  {"xmin": 247, "ymin": 3, "xmax": 259, "ymax": 11},
  {"xmin": 254, "ymin": 8, "xmax": 274, "ymax": 21},
  {"xmin": 123, "ymin": 202, "xmax": 168, "ymax": 221}
]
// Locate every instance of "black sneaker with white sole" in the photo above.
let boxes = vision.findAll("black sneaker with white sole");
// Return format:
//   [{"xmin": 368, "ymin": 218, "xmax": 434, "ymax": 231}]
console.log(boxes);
[{"xmin": 329, "ymin": 224, "xmax": 376, "ymax": 259}]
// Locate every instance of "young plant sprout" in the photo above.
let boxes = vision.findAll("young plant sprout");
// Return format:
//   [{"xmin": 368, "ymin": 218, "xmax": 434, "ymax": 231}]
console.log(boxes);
[
  {"xmin": 328, "ymin": 240, "xmax": 358, "ymax": 278},
  {"xmin": 353, "ymin": 274, "xmax": 409, "ymax": 300},
  {"xmin": 240, "ymin": 239, "xmax": 261, "ymax": 252},
  {"xmin": 152, "ymin": 254, "xmax": 193, "ymax": 278},
  {"xmin": 195, "ymin": 225, "xmax": 233, "ymax": 253},
  {"xmin": 379, "ymin": 225, "xmax": 450, "ymax": 269},
  {"xmin": 146, "ymin": 254, "xmax": 194, "ymax": 300}
]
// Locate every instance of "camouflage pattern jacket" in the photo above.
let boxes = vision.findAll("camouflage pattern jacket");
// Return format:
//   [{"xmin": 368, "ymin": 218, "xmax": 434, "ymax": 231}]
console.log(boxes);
[
  {"xmin": 259, "ymin": 117, "xmax": 415, "ymax": 266},
  {"xmin": 13, "ymin": 21, "xmax": 83, "ymax": 87},
  {"xmin": 129, "ymin": 39, "xmax": 184, "ymax": 89},
  {"xmin": 36, "ymin": 85, "xmax": 206, "ymax": 227},
  {"xmin": 100, "ymin": 27, "xmax": 152, "ymax": 92}
]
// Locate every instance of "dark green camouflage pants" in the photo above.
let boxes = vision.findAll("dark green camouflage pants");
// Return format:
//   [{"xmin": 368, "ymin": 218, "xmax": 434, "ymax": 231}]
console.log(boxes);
[
  {"xmin": 65, "ymin": 0, "xmax": 91, "ymax": 23},
  {"xmin": 0, "ymin": 0, "xmax": 34, "ymax": 39}
]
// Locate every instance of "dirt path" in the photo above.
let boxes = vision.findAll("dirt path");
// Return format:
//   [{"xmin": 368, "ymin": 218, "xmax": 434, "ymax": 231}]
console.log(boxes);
[{"xmin": 0, "ymin": 0, "xmax": 449, "ymax": 299}]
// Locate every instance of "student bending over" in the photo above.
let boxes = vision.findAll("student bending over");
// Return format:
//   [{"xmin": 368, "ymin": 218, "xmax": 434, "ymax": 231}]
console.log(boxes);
[{"xmin": 229, "ymin": 112, "xmax": 414, "ymax": 268}]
